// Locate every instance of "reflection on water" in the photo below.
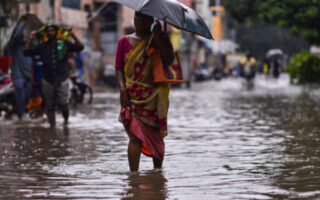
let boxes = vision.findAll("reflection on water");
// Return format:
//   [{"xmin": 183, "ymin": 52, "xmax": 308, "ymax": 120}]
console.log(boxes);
[
  {"xmin": 13, "ymin": 127, "xmax": 70, "ymax": 165},
  {"xmin": 122, "ymin": 171, "xmax": 167, "ymax": 200},
  {"xmin": 0, "ymin": 127, "xmax": 71, "ymax": 199},
  {"xmin": 0, "ymin": 75, "xmax": 320, "ymax": 199}
]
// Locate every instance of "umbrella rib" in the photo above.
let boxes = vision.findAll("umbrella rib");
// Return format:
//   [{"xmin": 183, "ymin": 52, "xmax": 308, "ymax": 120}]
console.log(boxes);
[{"xmin": 181, "ymin": 7, "xmax": 187, "ymax": 28}]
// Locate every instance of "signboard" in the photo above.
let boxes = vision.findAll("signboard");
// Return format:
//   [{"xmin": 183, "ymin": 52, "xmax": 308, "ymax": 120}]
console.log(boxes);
[
  {"xmin": 62, "ymin": 0, "xmax": 80, "ymax": 9},
  {"xmin": 61, "ymin": 7, "xmax": 88, "ymax": 29}
]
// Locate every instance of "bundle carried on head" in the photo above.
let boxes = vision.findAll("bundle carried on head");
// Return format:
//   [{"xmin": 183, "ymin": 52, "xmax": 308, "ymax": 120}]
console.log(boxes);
[{"xmin": 37, "ymin": 24, "xmax": 71, "ymax": 42}]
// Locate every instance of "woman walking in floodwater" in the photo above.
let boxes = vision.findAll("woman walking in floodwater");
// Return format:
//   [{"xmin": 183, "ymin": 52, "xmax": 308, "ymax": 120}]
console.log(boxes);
[{"xmin": 115, "ymin": 12, "xmax": 174, "ymax": 171}]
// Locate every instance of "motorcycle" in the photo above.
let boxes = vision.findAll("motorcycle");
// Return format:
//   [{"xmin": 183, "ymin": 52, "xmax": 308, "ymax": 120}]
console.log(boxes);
[
  {"xmin": 0, "ymin": 72, "xmax": 15, "ymax": 118},
  {"xmin": 69, "ymin": 75, "xmax": 93, "ymax": 107}
]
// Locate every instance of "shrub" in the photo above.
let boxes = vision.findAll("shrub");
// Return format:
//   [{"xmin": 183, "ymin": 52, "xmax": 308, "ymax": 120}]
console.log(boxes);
[{"xmin": 287, "ymin": 51, "xmax": 320, "ymax": 84}]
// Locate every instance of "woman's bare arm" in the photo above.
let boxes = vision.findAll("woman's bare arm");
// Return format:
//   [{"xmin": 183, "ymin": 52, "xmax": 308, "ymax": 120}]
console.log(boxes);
[{"xmin": 116, "ymin": 70, "xmax": 130, "ymax": 107}]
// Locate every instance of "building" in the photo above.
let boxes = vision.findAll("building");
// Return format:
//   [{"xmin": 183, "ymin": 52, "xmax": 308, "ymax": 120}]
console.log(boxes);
[{"xmin": 0, "ymin": 0, "xmax": 21, "ymax": 54}]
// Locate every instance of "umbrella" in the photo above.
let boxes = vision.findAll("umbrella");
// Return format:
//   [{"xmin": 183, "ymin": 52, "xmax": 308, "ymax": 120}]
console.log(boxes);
[
  {"xmin": 10, "ymin": 13, "xmax": 43, "ymax": 44},
  {"xmin": 266, "ymin": 49, "xmax": 283, "ymax": 58},
  {"xmin": 112, "ymin": 0, "xmax": 213, "ymax": 40},
  {"xmin": 310, "ymin": 45, "xmax": 320, "ymax": 56},
  {"xmin": 5, "ymin": 13, "xmax": 43, "ymax": 56}
]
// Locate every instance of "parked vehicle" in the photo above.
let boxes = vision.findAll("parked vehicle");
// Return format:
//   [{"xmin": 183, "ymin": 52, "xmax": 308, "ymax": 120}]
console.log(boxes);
[
  {"xmin": 101, "ymin": 64, "xmax": 117, "ymax": 87},
  {"xmin": 0, "ymin": 72, "xmax": 15, "ymax": 118},
  {"xmin": 193, "ymin": 66, "xmax": 213, "ymax": 81},
  {"xmin": 69, "ymin": 75, "xmax": 93, "ymax": 107}
]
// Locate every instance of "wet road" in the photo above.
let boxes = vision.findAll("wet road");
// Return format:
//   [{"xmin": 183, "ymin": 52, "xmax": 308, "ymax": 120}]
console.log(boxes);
[{"xmin": 1, "ymin": 75, "xmax": 320, "ymax": 200}]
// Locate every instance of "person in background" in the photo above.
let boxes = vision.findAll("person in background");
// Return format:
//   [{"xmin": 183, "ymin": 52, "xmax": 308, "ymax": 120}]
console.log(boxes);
[
  {"xmin": 75, "ymin": 52, "xmax": 84, "ymax": 82},
  {"xmin": 240, "ymin": 53, "xmax": 256, "ymax": 88},
  {"xmin": 24, "ymin": 25, "xmax": 84, "ymax": 128},
  {"xmin": 263, "ymin": 57, "xmax": 270, "ymax": 79},
  {"xmin": 5, "ymin": 15, "xmax": 33, "ymax": 121}
]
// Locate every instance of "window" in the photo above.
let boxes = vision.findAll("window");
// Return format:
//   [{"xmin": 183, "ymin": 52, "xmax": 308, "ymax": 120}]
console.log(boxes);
[
  {"xmin": 96, "ymin": 2, "xmax": 119, "ymax": 53},
  {"xmin": 62, "ymin": 0, "xmax": 80, "ymax": 9}
]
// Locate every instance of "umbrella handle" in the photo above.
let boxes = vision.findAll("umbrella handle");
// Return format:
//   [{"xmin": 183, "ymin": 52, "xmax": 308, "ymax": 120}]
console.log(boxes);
[
  {"xmin": 163, "ymin": 15, "xmax": 168, "ymax": 33},
  {"xmin": 143, "ymin": 32, "xmax": 155, "ymax": 59},
  {"xmin": 181, "ymin": 7, "xmax": 187, "ymax": 28},
  {"xmin": 144, "ymin": 21, "xmax": 167, "ymax": 58}
]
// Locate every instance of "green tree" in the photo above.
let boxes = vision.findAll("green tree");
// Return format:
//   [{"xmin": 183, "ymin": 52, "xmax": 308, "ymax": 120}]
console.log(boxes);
[
  {"xmin": 223, "ymin": 0, "xmax": 320, "ymax": 44},
  {"xmin": 287, "ymin": 51, "xmax": 320, "ymax": 84}
]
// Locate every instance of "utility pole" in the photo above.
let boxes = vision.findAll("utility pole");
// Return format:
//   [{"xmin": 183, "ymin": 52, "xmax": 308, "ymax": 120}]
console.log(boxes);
[
  {"xmin": 210, "ymin": 0, "xmax": 224, "ymax": 41},
  {"xmin": 210, "ymin": 0, "xmax": 224, "ymax": 54}
]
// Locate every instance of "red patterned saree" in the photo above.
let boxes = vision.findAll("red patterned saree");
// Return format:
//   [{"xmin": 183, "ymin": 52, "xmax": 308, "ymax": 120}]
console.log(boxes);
[{"xmin": 119, "ymin": 36, "xmax": 170, "ymax": 161}]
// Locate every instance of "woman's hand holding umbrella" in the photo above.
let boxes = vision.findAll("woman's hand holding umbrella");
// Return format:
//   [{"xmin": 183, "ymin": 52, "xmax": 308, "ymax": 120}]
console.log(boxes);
[
  {"xmin": 151, "ymin": 21, "xmax": 174, "ymax": 66},
  {"xmin": 151, "ymin": 21, "xmax": 163, "ymax": 45}
]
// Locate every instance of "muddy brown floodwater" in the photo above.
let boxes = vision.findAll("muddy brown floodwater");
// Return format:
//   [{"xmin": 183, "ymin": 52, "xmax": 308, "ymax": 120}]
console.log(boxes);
[{"xmin": 1, "ymin": 75, "xmax": 320, "ymax": 200}]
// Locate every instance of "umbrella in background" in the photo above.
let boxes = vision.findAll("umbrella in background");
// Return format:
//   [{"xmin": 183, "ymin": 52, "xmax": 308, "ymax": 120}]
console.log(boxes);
[
  {"xmin": 266, "ymin": 49, "xmax": 283, "ymax": 57},
  {"xmin": 266, "ymin": 49, "xmax": 283, "ymax": 59},
  {"xmin": 112, "ymin": 0, "xmax": 213, "ymax": 40},
  {"xmin": 9, "ymin": 13, "xmax": 43, "ymax": 44},
  {"xmin": 3, "ymin": 14, "xmax": 43, "ymax": 71}
]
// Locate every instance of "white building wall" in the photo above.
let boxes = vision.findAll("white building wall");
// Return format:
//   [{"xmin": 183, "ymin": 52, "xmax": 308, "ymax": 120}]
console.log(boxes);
[
  {"xmin": 36, "ymin": 0, "xmax": 54, "ymax": 24},
  {"xmin": 194, "ymin": 0, "xmax": 211, "ymax": 27}
]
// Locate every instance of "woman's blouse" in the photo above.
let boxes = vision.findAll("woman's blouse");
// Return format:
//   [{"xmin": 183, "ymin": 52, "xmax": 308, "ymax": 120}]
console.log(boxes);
[{"xmin": 115, "ymin": 36, "xmax": 133, "ymax": 70}]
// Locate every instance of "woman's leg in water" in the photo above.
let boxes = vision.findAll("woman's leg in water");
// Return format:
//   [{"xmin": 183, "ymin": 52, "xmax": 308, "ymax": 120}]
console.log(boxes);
[
  {"xmin": 128, "ymin": 136, "xmax": 142, "ymax": 171},
  {"xmin": 153, "ymin": 157, "xmax": 163, "ymax": 169}
]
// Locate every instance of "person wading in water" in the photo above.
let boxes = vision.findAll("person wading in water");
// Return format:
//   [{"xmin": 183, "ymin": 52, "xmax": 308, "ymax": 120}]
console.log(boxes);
[
  {"xmin": 115, "ymin": 12, "xmax": 174, "ymax": 171},
  {"xmin": 25, "ymin": 25, "xmax": 84, "ymax": 128}
]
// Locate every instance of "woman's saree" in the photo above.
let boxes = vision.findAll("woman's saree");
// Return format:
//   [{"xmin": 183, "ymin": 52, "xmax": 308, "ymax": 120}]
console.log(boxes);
[{"xmin": 119, "ymin": 36, "xmax": 170, "ymax": 161}]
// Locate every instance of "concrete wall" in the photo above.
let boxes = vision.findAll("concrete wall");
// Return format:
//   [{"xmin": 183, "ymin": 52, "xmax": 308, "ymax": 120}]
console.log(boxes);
[
  {"xmin": 119, "ymin": 6, "xmax": 134, "ymax": 36},
  {"xmin": 24, "ymin": 0, "xmax": 54, "ymax": 24}
]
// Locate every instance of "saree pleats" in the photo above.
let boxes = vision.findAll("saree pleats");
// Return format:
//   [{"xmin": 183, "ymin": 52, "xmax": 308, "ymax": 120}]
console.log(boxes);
[{"xmin": 119, "ymin": 36, "xmax": 169, "ymax": 160}]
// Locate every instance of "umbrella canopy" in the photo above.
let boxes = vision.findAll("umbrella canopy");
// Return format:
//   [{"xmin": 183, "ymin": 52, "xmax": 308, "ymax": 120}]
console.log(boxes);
[
  {"xmin": 21, "ymin": 13, "xmax": 44, "ymax": 36},
  {"xmin": 266, "ymin": 49, "xmax": 283, "ymax": 58},
  {"xmin": 112, "ymin": 0, "xmax": 213, "ymax": 40},
  {"xmin": 10, "ymin": 13, "xmax": 43, "ymax": 43}
]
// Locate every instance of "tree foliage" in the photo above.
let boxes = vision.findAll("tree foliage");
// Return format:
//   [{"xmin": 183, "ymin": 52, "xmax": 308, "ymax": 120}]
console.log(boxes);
[
  {"xmin": 223, "ymin": 0, "xmax": 320, "ymax": 44},
  {"xmin": 286, "ymin": 51, "xmax": 320, "ymax": 84}
]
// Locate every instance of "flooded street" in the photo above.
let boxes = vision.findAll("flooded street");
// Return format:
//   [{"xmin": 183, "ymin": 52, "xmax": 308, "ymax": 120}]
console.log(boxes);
[{"xmin": 1, "ymin": 75, "xmax": 320, "ymax": 200}]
